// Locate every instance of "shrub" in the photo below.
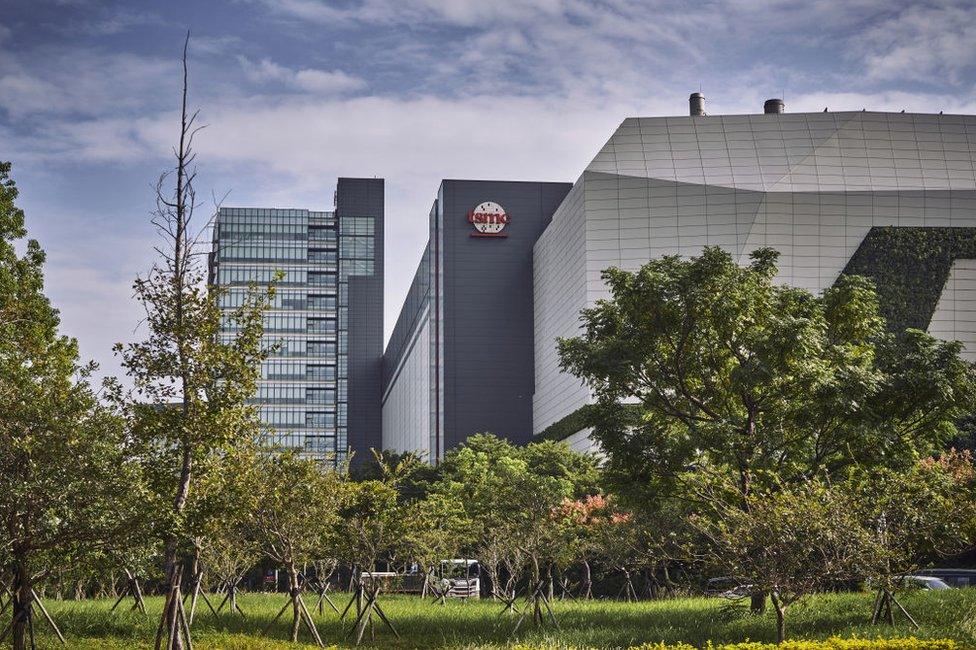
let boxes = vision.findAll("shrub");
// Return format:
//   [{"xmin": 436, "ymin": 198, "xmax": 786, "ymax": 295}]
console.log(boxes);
[{"xmin": 514, "ymin": 639, "xmax": 960, "ymax": 650}]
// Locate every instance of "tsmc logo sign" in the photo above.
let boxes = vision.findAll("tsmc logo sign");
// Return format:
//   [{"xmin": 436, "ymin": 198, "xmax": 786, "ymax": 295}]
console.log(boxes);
[{"xmin": 467, "ymin": 201, "xmax": 509, "ymax": 238}]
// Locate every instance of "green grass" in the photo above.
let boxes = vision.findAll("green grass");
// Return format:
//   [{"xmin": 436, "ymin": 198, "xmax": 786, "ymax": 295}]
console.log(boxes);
[{"xmin": 20, "ymin": 589, "xmax": 976, "ymax": 649}]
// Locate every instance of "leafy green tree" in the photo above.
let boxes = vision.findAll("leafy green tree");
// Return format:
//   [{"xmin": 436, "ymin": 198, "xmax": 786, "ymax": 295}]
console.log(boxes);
[
  {"xmin": 337, "ymin": 464, "xmax": 407, "ymax": 645},
  {"xmin": 0, "ymin": 162, "xmax": 144, "ymax": 650},
  {"xmin": 114, "ymin": 35, "xmax": 273, "ymax": 650},
  {"xmin": 559, "ymin": 247, "xmax": 976, "ymax": 612},
  {"xmin": 437, "ymin": 435, "xmax": 596, "ymax": 625},
  {"xmin": 687, "ymin": 476, "xmax": 863, "ymax": 643},
  {"xmin": 559, "ymin": 247, "xmax": 975, "ymax": 504},
  {"xmin": 250, "ymin": 451, "xmax": 345, "ymax": 646},
  {"xmin": 848, "ymin": 453, "xmax": 976, "ymax": 626},
  {"xmin": 400, "ymin": 492, "xmax": 473, "ymax": 600}
]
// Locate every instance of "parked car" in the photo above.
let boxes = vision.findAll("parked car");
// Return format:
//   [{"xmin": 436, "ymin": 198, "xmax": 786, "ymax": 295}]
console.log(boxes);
[
  {"xmin": 913, "ymin": 568, "xmax": 976, "ymax": 588},
  {"xmin": 901, "ymin": 575, "xmax": 952, "ymax": 590},
  {"xmin": 705, "ymin": 577, "xmax": 754, "ymax": 599}
]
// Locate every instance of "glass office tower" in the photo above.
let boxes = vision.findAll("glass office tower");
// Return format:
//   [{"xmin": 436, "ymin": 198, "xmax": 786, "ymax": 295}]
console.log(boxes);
[{"xmin": 210, "ymin": 178, "xmax": 384, "ymax": 464}]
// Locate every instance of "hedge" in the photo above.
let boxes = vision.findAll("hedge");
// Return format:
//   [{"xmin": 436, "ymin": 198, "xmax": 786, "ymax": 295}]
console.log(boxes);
[{"xmin": 514, "ymin": 637, "xmax": 959, "ymax": 650}]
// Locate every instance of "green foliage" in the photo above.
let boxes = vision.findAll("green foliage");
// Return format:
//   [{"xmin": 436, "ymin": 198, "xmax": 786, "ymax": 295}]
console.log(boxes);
[
  {"xmin": 535, "ymin": 404, "xmax": 600, "ymax": 442},
  {"xmin": 687, "ymin": 476, "xmax": 868, "ymax": 641},
  {"xmin": 0, "ymin": 162, "xmax": 145, "ymax": 647},
  {"xmin": 846, "ymin": 453, "xmax": 976, "ymax": 594},
  {"xmin": 842, "ymin": 226, "xmax": 976, "ymax": 334},
  {"xmin": 558, "ymin": 247, "xmax": 976, "ymax": 506},
  {"xmin": 435, "ymin": 434, "xmax": 601, "ymax": 600},
  {"xmin": 338, "ymin": 469, "xmax": 405, "ymax": 570},
  {"xmin": 250, "ymin": 450, "xmax": 345, "ymax": 572}
]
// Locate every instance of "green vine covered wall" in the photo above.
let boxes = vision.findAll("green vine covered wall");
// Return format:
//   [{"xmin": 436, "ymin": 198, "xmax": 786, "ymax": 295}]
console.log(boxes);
[{"xmin": 841, "ymin": 226, "xmax": 976, "ymax": 333}]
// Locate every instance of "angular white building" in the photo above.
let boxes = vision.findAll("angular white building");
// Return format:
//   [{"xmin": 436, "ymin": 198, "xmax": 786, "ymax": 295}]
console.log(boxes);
[{"xmin": 532, "ymin": 98, "xmax": 976, "ymax": 448}]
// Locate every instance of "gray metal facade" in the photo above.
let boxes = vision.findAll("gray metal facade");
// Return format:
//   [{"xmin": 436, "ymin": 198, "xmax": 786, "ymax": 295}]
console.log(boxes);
[
  {"xmin": 336, "ymin": 178, "xmax": 385, "ymax": 466},
  {"xmin": 382, "ymin": 179, "xmax": 572, "ymax": 461}
]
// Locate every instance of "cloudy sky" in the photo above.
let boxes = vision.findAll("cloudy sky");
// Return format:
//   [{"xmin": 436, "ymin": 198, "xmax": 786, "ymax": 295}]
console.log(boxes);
[{"xmin": 3, "ymin": 0, "xmax": 976, "ymax": 381}]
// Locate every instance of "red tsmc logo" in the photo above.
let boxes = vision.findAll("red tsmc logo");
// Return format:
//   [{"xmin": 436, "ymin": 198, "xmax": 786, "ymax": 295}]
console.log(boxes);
[{"xmin": 467, "ymin": 201, "xmax": 509, "ymax": 237}]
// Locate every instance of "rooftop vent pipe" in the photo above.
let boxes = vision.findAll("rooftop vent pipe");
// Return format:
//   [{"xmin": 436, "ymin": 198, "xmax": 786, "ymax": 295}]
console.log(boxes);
[
  {"xmin": 764, "ymin": 98, "xmax": 785, "ymax": 114},
  {"xmin": 689, "ymin": 92, "xmax": 706, "ymax": 116}
]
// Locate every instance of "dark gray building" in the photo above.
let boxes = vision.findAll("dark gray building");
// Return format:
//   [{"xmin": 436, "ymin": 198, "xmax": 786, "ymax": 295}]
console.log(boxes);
[
  {"xmin": 382, "ymin": 179, "xmax": 572, "ymax": 461},
  {"xmin": 210, "ymin": 178, "xmax": 384, "ymax": 465}
]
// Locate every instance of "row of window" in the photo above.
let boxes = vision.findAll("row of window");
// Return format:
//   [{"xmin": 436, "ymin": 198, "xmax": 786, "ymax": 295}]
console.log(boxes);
[
  {"xmin": 309, "ymin": 227, "xmax": 338, "ymax": 242},
  {"xmin": 254, "ymin": 337, "xmax": 337, "ymax": 358},
  {"xmin": 261, "ymin": 361, "xmax": 336, "ymax": 381},
  {"xmin": 308, "ymin": 249, "xmax": 338, "ymax": 262},
  {"xmin": 217, "ymin": 267, "xmax": 307, "ymax": 286},
  {"xmin": 309, "ymin": 272, "xmax": 338, "ymax": 286},
  {"xmin": 339, "ymin": 260, "xmax": 374, "ymax": 280},
  {"xmin": 216, "ymin": 267, "xmax": 341, "ymax": 287},
  {"xmin": 339, "ymin": 236, "xmax": 374, "ymax": 259},
  {"xmin": 250, "ymin": 315, "xmax": 339, "ymax": 334},
  {"xmin": 220, "ymin": 289, "xmax": 335, "ymax": 310},
  {"xmin": 259, "ymin": 408, "xmax": 337, "ymax": 429},
  {"xmin": 252, "ymin": 386, "xmax": 337, "ymax": 404},
  {"xmin": 218, "ymin": 243, "xmax": 309, "ymax": 262}
]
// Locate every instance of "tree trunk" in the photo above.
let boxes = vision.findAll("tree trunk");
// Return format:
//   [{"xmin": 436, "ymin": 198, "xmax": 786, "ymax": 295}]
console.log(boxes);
[
  {"xmin": 771, "ymin": 592, "xmax": 787, "ymax": 644},
  {"xmin": 288, "ymin": 563, "xmax": 301, "ymax": 642},
  {"xmin": 11, "ymin": 557, "xmax": 31, "ymax": 650},
  {"xmin": 583, "ymin": 560, "xmax": 592, "ymax": 600},
  {"xmin": 156, "ymin": 539, "xmax": 185, "ymax": 650}
]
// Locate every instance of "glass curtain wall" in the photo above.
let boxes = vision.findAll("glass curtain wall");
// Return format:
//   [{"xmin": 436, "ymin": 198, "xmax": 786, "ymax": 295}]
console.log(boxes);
[{"xmin": 212, "ymin": 207, "xmax": 340, "ymax": 460}]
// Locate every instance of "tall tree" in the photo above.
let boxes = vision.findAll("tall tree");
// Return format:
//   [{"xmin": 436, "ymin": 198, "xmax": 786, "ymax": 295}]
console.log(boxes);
[
  {"xmin": 115, "ymin": 35, "xmax": 272, "ymax": 650},
  {"xmin": 558, "ymin": 246, "xmax": 976, "ymax": 612},
  {"xmin": 0, "ymin": 162, "xmax": 143, "ymax": 650}
]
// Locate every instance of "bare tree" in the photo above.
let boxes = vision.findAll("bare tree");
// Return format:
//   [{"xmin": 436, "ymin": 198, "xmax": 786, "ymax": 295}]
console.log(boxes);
[{"xmin": 116, "ymin": 32, "xmax": 271, "ymax": 650}]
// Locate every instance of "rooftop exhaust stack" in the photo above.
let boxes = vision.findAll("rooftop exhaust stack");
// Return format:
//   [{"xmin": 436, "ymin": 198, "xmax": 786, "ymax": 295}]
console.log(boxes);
[
  {"xmin": 689, "ymin": 92, "xmax": 706, "ymax": 116},
  {"xmin": 764, "ymin": 98, "xmax": 785, "ymax": 114}
]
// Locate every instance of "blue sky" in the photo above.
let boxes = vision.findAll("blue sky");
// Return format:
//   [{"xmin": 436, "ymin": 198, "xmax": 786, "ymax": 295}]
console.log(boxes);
[{"xmin": 3, "ymin": 0, "xmax": 976, "ymax": 381}]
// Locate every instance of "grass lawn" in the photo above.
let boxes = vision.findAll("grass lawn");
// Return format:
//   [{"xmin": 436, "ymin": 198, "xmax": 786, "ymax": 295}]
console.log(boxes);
[{"xmin": 22, "ymin": 589, "xmax": 976, "ymax": 649}]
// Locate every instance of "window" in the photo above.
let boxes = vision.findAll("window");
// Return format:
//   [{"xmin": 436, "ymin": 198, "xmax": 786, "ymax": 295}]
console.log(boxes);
[
  {"xmin": 308, "ymin": 272, "xmax": 337, "ymax": 287},
  {"xmin": 306, "ymin": 388, "xmax": 336, "ymax": 404},
  {"xmin": 307, "ymin": 341, "xmax": 336, "ymax": 357},
  {"xmin": 309, "ymin": 227, "xmax": 337, "ymax": 242},
  {"xmin": 253, "ymin": 385, "xmax": 306, "ymax": 404},
  {"xmin": 262, "ymin": 360, "xmax": 305, "ymax": 380},
  {"xmin": 304, "ymin": 435, "xmax": 334, "ymax": 454},
  {"xmin": 305, "ymin": 412, "xmax": 336, "ymax": 428},
  {"xmin": 308, "ymin": 249, "xmax": 337, "ymax": 263},
  {"xmin": 307, "ymin": 295, "xmax": 336, "ymax": 311},
  {"xmin": 306, "ymin": 365, "xmax": 336, "ymax": 381},
  {"xmin": 307, "ymin": 318, "xmax": 337, "ymax": 334}
]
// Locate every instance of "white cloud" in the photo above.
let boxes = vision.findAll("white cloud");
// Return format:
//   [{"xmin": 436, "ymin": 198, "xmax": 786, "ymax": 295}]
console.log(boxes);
[
  {"xmin": 8, "ymin": 0, "xmax": 976, "ymax": 371},
  {"xmin": 0, "ymin": 49, "xmax": 174, "ymax": 119},
  {"xmin": 239, "ymin": 56, "xmax": 365, "ymax": 94},
  {"xmin": 858, "ymin": 2, "xmax": 976, "ymax": 84}
]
